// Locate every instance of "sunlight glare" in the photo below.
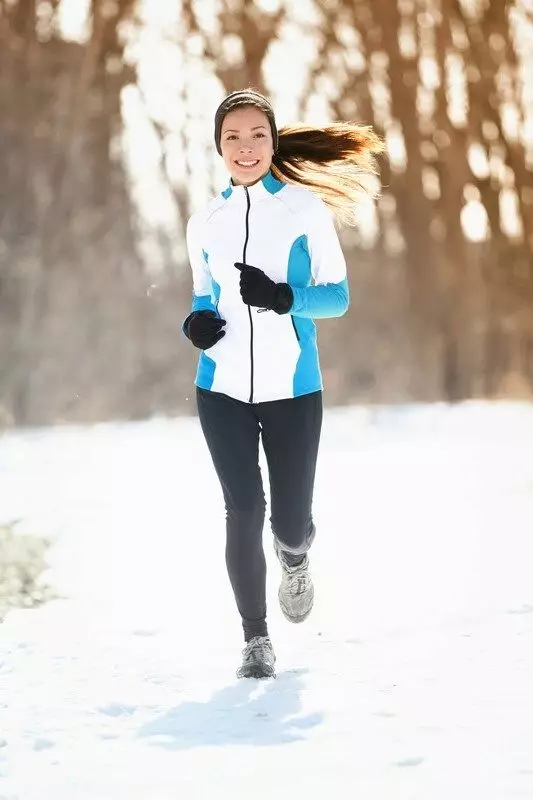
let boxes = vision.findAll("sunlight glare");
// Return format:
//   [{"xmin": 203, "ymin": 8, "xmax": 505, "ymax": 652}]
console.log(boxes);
[
  {"xmin": 461, "ymin": 199, "xmax": 490, "ymax": 242},
  {"xmin": 57, "ymin": 0, "xmax": 90, "ymax": 42},
  {"xmin": 138, "ymin": 0, "xmax": 182, "ymax": 29}
]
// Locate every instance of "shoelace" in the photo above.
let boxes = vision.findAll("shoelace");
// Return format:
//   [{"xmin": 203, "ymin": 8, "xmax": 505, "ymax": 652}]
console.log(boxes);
[
  {"xmin": 287, "ymin": 571, "xmax": 309, "ymax": 596},
  {"xmin": 242, "ymin": 637, "xmax": 272, "ymax": 664},
  {"xmin": 282, "ymin": 557, "xmax": 310, "ymax": 596}
]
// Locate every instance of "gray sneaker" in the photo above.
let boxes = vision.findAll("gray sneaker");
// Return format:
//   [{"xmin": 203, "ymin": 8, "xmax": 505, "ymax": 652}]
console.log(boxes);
[
  {"xmin": 274, "ymin": 540, "xmax": 314, "ymax": 623},
  {"xmin": 236, "ymin": 636, "xmax": 276, "ymax": 679}
]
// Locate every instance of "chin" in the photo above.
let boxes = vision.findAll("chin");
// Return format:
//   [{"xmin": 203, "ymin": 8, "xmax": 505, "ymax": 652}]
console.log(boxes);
[{"xmin": 233, "ymin": 164, "xmax": 265, "ymax": 185}]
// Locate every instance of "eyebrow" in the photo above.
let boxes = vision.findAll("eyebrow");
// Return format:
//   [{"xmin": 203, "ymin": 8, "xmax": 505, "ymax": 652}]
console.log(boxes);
[{"xmin": 223, "ymin": 125, "xmax": 268, "ymax": 133}]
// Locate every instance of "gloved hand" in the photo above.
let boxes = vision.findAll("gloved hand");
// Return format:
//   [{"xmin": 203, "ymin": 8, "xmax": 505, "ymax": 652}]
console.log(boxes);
[
  {"xmin": 234, "ymin": 263, "xmax": 293, "ymax": 314},
  {"xmin": 184, "ymin": 310, "xmax": 226, "ymax": 349}
]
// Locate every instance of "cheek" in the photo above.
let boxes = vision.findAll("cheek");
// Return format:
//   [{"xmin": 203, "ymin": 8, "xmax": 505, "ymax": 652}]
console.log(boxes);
[
  {"xmin": 221, "ymin": 145, "xmax": 235, "ymax": 165},
  {"xmin": 259, "ymin": 140, "xmax": 274, "ymax": 157}
]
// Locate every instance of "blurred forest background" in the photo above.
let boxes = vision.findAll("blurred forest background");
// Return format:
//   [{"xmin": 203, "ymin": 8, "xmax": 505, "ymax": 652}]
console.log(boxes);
[{"xmin": 1, "ymin": 0, "xmax": 532, "ymax": 427}]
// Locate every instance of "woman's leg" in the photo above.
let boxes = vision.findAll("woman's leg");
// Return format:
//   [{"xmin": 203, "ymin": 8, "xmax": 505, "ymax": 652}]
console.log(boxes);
[
  {"xmin": 196, "ymin": 387, "xmax": 268, "ymax": 641},
  {"xmin": 258, "ymin": 390, "xmax": 323, "ymax": 561}
]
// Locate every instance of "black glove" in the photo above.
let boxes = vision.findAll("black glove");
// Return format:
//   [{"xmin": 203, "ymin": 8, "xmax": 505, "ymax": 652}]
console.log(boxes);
[
  {"xmin": 183, "ymin": 310, "xmax": 226, "ymax": 349},
  {"xmin": 234, "ymin": 263, "xmax": 293, "ymax": 314}
]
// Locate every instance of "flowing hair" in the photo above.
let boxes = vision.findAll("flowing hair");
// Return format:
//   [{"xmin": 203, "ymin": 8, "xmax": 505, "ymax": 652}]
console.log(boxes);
[{"xmin": 272, "ymin": 123, "xmax": 386, "ymax": 226}]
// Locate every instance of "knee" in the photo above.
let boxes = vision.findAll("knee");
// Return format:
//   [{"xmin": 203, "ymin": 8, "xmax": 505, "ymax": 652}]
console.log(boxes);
[
  {"xmin": 226, "ymin": 493, "xmax": 266, "ymax": 537},
  {"xmin": 225, "ymin": 484, "xmax": 265, "ymax": 519}
]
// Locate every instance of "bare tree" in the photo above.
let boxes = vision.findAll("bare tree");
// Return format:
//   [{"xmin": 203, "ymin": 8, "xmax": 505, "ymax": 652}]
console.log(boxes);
[
  {"xmin": 1, "ymin": 0, "xmax": 532, "ymax": 427},
  {"xmin": 0, "ymin": 0, "xmax": 189, "ymax": 425}
]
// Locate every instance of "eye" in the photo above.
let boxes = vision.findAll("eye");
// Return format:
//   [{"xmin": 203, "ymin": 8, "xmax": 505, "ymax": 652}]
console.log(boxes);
[
  {"xmin": 254, "ymin": 132, "xmax": 266, "ymax": 138},
  {"xmin": 225, "ymin": 134, "xmax": 238, "ymax": 140}
]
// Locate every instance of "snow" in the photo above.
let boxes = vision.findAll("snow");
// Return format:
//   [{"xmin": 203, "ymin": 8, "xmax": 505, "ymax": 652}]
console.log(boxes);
[{"xmin": 1, "ymin": 399, "xmax": 533, "ymax": 799}]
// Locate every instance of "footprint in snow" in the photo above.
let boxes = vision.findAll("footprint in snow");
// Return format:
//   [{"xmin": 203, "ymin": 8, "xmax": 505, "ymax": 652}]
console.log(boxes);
[
  {"xmin": 507, "ymin": 605, "xmax": 533, "ymax": 616},
  {"xmin": 394, "ymin": 756, "xmax": 425, "ymax": 768},
  {"xmin": 33, "ymin": 738, "xmax": 55, "ymax": 752},
  {"xmin": 98, "ymin": 703, "xmax": 137, "ymax": 717}
]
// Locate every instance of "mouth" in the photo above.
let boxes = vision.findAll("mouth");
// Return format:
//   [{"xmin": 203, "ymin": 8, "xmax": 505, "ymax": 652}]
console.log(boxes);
[{"xmin": 235, "ymin": 160, "xmax": 260, "ymax": 168}]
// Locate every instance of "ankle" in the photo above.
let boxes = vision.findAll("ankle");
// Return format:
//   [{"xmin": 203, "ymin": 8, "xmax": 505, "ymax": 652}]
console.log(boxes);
[
  {"xmin": 244, "ymin": 622, "xmax": 268, "ymax": 642},
  {"xmin": 282, "ymin": 552, "xmax": 306, "ymax": 568}
]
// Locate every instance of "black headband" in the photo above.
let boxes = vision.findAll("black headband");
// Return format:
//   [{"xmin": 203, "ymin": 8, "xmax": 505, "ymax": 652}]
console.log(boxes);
[{"xmin": 214, "ymin": 89, "xmax": 278, "ymax": 155}]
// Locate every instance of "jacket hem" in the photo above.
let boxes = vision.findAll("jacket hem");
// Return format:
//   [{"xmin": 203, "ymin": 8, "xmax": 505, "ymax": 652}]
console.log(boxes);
[{"xmin": 194, "ymin": 379, "xmax": 322, "ymax": 403}]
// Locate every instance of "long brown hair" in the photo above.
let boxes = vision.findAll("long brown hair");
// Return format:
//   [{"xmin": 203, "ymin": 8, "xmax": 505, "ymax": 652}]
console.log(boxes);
[{"xmin": 272, "ymin": 123, "xmax": 385, "ymax": 226}]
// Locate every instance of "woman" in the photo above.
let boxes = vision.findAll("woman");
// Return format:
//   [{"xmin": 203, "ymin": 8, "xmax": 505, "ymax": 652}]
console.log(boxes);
[{"xmin": 182, "ymin": 88, "xmax": 383, "ymax": 679}]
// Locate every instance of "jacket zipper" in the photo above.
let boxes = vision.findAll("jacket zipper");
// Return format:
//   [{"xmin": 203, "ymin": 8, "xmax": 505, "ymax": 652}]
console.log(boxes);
[{"xmin": 243, "ymin": 187, "xmax": 254, "ymax": 402}]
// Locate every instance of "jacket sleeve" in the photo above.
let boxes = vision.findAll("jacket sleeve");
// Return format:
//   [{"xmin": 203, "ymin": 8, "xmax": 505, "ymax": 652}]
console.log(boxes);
[
  {"xmin": 182, "ymin": 213, "xmax": 218, "ymax": 334},
  {"xmin": 288, "ymin": 200, "xmax": 349, "ymax": 319}
]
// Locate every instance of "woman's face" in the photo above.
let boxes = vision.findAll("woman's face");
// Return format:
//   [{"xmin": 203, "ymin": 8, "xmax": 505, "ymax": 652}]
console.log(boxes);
[{"xmin": 220, "ymin": 106, "xmax": 274, "ymax": 186}]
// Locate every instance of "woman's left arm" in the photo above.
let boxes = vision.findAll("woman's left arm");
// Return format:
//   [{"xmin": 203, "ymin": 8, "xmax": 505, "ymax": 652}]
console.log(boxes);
[{"xmin": 288, "ymin": 200, "xmax": 349, "ymax": 319}]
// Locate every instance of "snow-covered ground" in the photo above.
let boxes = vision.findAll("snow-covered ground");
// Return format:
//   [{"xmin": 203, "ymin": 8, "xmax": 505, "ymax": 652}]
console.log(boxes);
[{"xmin": 1, "ymin": 400, "xmax": 533, "ymax": 800}]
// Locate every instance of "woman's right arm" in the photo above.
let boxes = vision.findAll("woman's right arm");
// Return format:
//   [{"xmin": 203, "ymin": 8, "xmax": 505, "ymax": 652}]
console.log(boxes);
[{"xmin": 182, "ymin": 213, "xmax": 218, "ymax": 335}]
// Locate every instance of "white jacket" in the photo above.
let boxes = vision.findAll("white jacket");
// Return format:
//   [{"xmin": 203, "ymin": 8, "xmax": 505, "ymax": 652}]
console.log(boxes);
[{"xmin": 184, "ymin": 170, "xmax": 349, "ymax": 403}]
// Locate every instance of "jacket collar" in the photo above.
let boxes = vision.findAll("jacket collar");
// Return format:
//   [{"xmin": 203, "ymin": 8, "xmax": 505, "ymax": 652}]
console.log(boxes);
[{"xmin": 221, "ymin": 169, "xmax": 285, "ymax": 202}]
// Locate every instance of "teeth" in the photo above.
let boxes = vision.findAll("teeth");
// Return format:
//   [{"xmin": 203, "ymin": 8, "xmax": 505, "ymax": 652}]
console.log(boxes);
[{"xmin": 237, "ymin": 160, "xmax": 259, "ymax": 166}]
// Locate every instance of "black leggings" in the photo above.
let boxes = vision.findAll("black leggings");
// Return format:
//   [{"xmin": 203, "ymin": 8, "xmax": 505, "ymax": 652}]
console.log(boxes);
[{"xmin": 196, "ymin": 387, "xmax": 323, "ymax": 641}]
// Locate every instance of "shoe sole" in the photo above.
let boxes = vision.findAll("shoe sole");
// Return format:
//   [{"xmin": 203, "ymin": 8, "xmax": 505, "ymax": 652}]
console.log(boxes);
[{"xmin": 236, "ymin": 664, "xmax": 276, "ymax": 679}]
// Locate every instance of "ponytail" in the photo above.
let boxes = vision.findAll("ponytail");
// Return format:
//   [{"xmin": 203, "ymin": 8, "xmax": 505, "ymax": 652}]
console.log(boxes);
[{"xmin": 271, "ymin": 123, "xmax": 385, "ymax": 226}]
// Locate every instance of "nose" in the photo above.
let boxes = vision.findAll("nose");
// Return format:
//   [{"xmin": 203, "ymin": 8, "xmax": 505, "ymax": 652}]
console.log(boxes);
[{"xmin": 239, "ymin": 139, "xmax": 253, "ymax": 152}]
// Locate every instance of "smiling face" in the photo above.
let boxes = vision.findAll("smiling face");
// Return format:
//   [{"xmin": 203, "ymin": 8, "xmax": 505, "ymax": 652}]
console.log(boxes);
[{"xmin": 220, "ymin": 106, "xmax": 275, "ymax": 186}]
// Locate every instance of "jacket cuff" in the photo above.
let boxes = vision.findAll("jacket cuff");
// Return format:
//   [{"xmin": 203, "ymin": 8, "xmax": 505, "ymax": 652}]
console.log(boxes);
[
  {"xmin": 272, "ymin": 283, "xmax": 294, "ymax": 315},
  {"xmin": 182, "ymin": 311, "xmax": 196, "ymax": 338}
]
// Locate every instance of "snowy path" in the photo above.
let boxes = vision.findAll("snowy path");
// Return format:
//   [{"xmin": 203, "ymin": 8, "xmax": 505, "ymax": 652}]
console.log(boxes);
[{"xmin": 1, "ymin": 401, "xmax": 533, "ymax": 799}]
